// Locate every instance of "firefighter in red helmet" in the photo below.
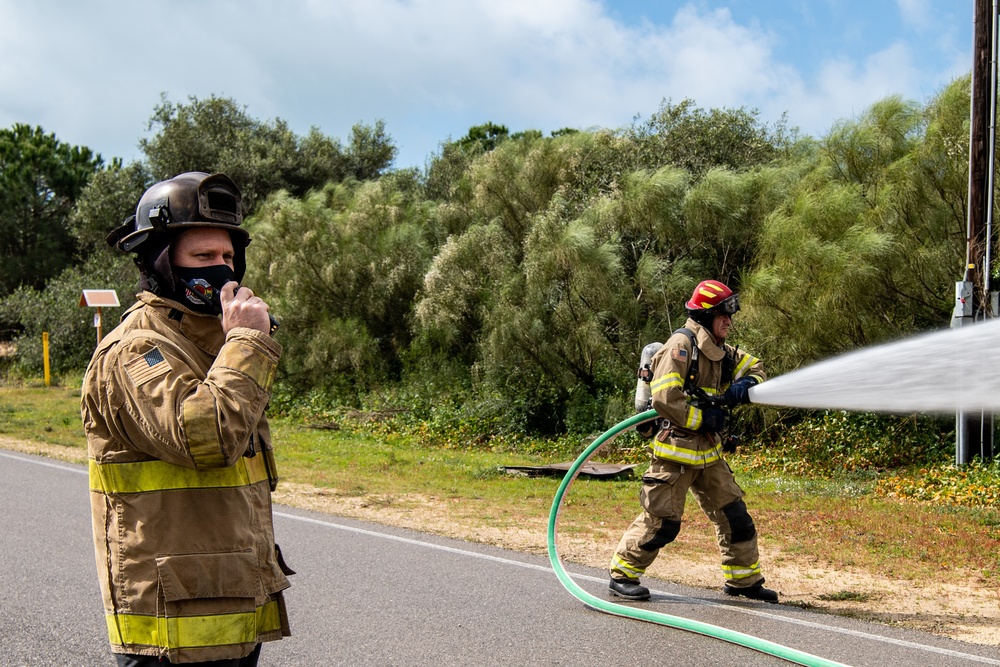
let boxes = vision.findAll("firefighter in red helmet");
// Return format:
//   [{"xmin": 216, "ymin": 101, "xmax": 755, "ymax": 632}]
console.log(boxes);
[{"xmin": 608, "ymin": 279, "xmax": 777, "ymax": 603}]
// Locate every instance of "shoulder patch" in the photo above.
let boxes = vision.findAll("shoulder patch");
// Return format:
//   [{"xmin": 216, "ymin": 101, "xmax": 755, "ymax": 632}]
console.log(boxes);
[
  {"xmin": 124, "ymin": 347, "xmax": 171, "ymax": 386},
  {"xmin": 671, "ymin": 348, "xmax": 688, "ymax": 361}
]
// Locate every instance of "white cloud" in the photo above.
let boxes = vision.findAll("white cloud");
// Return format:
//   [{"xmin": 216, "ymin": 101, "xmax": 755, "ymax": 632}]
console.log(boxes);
[
  {"xmin": 767, "ymin": 42, "xmax": 922, "ymax": 135},
  {"xmin": 896, "ymin": 0, "xmax": 933, "ymax": 32},
  {"xmin": 0, "ymin": 0, "xmax": 973, "ymax": 166}
]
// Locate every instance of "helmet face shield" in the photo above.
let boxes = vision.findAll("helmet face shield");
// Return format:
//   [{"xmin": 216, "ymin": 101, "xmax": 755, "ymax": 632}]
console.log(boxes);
[{"xmin": 197, "ymin": 176, "xmax": 242, "ymax": 226}]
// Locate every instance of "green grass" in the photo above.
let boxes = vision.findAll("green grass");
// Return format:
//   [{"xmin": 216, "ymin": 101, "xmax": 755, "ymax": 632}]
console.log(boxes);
[
  {"xmin": 3, "ymin": 381, "xmax": 1000, "ymax": 590},
  {"xmin": 0, "ymin": 381, "xmax": 86, "ymax": 449}
]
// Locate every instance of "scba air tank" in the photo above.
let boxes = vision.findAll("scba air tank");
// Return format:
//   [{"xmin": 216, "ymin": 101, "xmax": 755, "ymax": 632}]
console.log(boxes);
[{"xmin": 634, "ymin": 342, "xmax": 663, "ymax": 412}]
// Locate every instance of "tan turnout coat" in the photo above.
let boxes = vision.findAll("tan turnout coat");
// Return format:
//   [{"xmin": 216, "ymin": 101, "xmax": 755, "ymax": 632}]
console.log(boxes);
[
  {"xmin": 81, "ymin": 292, "xmax": 292, "ymax": 663},
  {"xmin": 647, "ymin": 318, "xmax": 766, "ymax": 467}
]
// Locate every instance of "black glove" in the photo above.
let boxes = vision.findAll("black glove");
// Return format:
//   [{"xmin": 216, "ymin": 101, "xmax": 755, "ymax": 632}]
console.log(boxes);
[
  {"xmin": 723, "ymin": 377, "xmax": 758, "ymax": 407},
  {"xmin": 701, "ymin": 407, "xmax": 728, "ymax": 433},
  {"xmin": 635, "ymin": 418, "xmax": 659, "ymax": 440}
]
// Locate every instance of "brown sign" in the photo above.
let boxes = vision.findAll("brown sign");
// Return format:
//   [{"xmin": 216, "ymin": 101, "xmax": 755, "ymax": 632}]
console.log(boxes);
[{"xmin": 79, "ymin": 290, "xmax": 120, "ymax": 307}]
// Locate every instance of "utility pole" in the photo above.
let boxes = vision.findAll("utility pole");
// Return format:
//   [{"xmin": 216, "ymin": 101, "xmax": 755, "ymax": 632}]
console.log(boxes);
[{"xmin": 955, "ymin": 0, "xmax": 998, "ymax": 464}]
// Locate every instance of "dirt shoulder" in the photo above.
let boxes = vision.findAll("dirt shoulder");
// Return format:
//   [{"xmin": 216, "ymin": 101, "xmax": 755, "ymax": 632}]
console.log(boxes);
[
  {"xmin": 15, "ymin": 437, "xmax": 997, "ymax": 647},
  {"xmin": 270, "ymin": 481, "xmax": 999, "ymax": 647}
]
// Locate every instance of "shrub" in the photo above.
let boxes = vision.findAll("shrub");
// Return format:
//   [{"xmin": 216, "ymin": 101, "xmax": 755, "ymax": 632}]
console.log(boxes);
[{"xmin": 745, "ymin": 410, "xmax": 953, "ymax": 476}]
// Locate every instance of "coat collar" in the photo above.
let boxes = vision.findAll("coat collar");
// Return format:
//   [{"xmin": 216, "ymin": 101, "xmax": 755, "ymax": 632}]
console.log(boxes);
[
  {"xmin": 134, "ymin": 291, "xmax": 226, "ymax": 356},
  {"xmin": 685, "ymin": 318, "xmax": 726, "ymax": 362}
]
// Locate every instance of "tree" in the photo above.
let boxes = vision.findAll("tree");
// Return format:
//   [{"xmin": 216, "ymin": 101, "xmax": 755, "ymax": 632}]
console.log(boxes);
[
  {"xmin": 623, "ymin": 98, "xmax": 796, "ymax": 176},
  {"xmin": 424, "ymin": 123, "xmax": 511, "ymax": 202},
  {"xmin": 140, "ymin": 95, "xmax": 396, "ymax": 213},
  {"xmin": 415, "ymin": 123, "xmax": 799, "ymax": 433},
  {"xmin": 742, "ymin": 88, "xmax": 968, "ymax": 373},
  {"xmin": 458, "ymin": 122, "xmax": 510, "ymax": 153},
  {"xmin": 346, "ymin": 119, "xmax": 397, "ymax": 180},
  {"xmin": 247, "ymin": 178, "xmax": 437, "ymax": 400},
  {"xmin": 69, "ymin": 161, "xmax": 151, "ymax": 256},
  {"xmin": 0, "ymin": 124, "xmax": 103, "ymax": 296},
  {"xmin": 0, "ymin": 252, "xmax": 136, "ymax": 375}
]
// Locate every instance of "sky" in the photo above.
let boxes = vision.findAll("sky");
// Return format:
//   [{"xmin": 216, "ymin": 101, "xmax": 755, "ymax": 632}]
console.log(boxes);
[{"xmin": 0, "ymin": 0, "xmax": 975, "ymax": 171}]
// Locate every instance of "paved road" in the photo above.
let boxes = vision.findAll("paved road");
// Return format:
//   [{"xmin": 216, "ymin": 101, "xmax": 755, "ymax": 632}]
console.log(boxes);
[{"xmin": 2, "ymin": 448, "xmax": 998, "ymax": 666}]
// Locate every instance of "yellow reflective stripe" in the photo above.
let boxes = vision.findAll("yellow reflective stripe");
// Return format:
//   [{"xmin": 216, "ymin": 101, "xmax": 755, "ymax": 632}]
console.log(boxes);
[
  {"xmin": 106, "ymin": 600, "xmax": 281, "ymax": 649},
  {"xmin": 90, "ymin": 456, "xmax": 267, "ymax": 494},
  {"xmin": 649, "ymin": 373, "xmax": 682, "ymax": 394},
  {"xmin": 721, "ymin": 562, "xmax": 761, "ymax": 580},
  {"xmin": 733, "ymin": 355, "xmax": 759, "ymax": 379},
  {"xmin": 685, "ymin": 405, "xmax": 702, "ymax": 430},
  {"xmin": 610, "ymin": 555, "xmax": 645, "ymax": 579},
  {"xmin": 684, "ymin": 386, "xmax": 720, "ymax": 428},
  {"xmin": 651, "ymin": 441, "xmax": 723, "ymax": 466}
]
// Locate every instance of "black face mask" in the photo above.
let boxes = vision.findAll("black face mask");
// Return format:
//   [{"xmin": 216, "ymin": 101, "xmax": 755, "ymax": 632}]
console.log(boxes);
[{"xmin": 172, "ymin": 264, "xmax": 236, "ymax": 315}]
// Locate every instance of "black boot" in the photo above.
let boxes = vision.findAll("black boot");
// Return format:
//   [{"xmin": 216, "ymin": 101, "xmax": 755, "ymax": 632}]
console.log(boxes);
[
  {"xmin": 609, "ymin": 578, "xmax": 650, "ymax": 601},
  {"xmin": 723, "ymin": 580, "xmax": 778, "ymax": 603}
]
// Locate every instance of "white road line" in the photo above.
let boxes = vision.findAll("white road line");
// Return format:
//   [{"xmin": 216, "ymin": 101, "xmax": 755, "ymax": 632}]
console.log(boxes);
[
  {"xmin": 274, "ymin": 514, "xmax": 1000, "ymax": 664},
  {"xmin": 0, "ymin": 450, "xmax": 87, "ymax": 474},
  {"xmin": 5, "ymin": 450, "xmax": 996, "ymax": 665}
]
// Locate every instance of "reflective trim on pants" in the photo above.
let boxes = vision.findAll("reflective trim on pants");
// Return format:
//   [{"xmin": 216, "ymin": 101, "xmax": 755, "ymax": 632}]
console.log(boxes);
[
  {"xmin": 610, "ymin": 554, "xmax": 646, "ymax": 580},
  {"xmin": 721, "ymin": 561, "xmax": 761, "ymax": 581}
]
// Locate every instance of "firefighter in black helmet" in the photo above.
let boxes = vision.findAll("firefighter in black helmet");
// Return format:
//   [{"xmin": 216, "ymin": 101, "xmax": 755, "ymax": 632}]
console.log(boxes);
[
  {"xmin": 608, "ymin": 280, "xmax": 777, "ymax": 603},
  {"xmin": 107, "ymin": 172, "xmax": 252, "ymax": 314},
  {"xmin": 84, "ymin": 172, "xmax": 291, "ymax": 664}
]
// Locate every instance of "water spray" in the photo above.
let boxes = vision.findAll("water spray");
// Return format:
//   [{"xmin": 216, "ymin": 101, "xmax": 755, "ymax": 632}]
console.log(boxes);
[{"xmin": 747, "ymin": 317, "xmax": 1000, "ymax": 414}]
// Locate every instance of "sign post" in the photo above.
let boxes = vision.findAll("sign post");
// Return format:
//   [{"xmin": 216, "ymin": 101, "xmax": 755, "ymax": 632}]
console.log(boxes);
[
  {"xmin": 79, "ymin": 290, "xmax": 120, "ymax": 345},
  {"xmin": 42, "ymin": 332, "xmax": 50, "ymax": 387}
]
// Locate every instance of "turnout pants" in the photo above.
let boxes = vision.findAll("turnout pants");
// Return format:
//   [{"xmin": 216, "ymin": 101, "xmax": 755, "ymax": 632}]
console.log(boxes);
[
  {"xmin": 610, "ymin": 459, "xmax": 764, "ymax": 588},
  {"xmin": 115, "ymin": 644, "xmax": 261, "ymax": 667}
]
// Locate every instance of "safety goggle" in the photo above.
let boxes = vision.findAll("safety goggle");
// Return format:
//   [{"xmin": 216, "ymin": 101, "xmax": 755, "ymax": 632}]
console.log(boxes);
[{"xmin": 716, "ymin": 293, "xmax": 740, "ymax": 315}]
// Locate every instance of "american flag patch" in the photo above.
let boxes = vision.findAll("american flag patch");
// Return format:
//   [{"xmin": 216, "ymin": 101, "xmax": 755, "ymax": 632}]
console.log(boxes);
[
  {"xmin": 124, "ymin": 347, "xmax": 170, "ymax": 385},
  {"xmin": 671, "ymin": 348, "xmax": 688, "ymax": 361}
]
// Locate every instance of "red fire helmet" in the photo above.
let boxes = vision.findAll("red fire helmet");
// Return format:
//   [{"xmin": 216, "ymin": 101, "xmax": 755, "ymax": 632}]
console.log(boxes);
[{"xmin": 685, "ymin": 280, "xmax": 740, "ymax": 315}]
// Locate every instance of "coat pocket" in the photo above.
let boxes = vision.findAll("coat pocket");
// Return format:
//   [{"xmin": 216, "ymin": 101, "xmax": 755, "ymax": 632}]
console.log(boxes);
[{"xmin": 155, "ymin": 551, "xmax": 259, "ymax": 649}]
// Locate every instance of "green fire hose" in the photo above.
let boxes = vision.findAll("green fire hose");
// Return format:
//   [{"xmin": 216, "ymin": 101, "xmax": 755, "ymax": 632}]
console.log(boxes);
[{"xmin": 546, "ymin": 409, "xmax": 851, "ymax": 667}]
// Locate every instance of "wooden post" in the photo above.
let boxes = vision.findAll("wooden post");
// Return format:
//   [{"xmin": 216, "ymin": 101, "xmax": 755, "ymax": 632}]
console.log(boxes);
[
  {"xmin": 79, "ymin": 289, "xmax": 119, "ymax": 348},
  {"xmin": 958, "ymin": 0, "xmax": 998, "ymax": 464},
  {"xmin": 42, "ymin": 332, "xmax": 50, "ymax": 387}
]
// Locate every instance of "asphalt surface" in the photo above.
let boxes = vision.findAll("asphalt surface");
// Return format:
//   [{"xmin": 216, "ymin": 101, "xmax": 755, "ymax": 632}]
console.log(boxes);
[{"xmin": 2, "ymin": 447, "xmax": 999, "ymax": 666}]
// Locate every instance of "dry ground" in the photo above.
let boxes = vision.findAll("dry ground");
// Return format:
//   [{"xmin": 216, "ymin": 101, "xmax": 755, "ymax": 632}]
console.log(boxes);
[
  {"xmin": 10, "ymin": 436, "xmax": 997, "ymax": 647},
  {"xmin": 270, "ymin": 481, "xmax": 1000, "ymax": 647}
]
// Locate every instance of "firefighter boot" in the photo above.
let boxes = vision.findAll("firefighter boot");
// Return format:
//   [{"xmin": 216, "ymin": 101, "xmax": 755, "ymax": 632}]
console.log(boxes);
[
  {"xmin": 723, "ymin": 579, "xmax": 778, "ymax": 603},
  {"xmin": 609, "ymin": 577, "xmax": 650, "ymax": 601}
]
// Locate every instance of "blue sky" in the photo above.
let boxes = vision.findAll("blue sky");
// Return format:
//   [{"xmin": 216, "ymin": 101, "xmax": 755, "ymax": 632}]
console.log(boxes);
[{"xmin": 0, "ymin": 1, "xmax": 974, "ymax": 170}]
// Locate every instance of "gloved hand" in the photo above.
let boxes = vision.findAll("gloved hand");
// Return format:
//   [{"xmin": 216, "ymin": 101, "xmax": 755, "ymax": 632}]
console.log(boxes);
[
  {"xmin": 701, "ymin": 407, "xmax": 728, "ymax": 433},
  {"xmin": 635, "ymin": 418, "xmax": 659, "ymax": 440},
  {"xmin": 724, "ymin": 377, "xmax": 759, "ymax": 407}
]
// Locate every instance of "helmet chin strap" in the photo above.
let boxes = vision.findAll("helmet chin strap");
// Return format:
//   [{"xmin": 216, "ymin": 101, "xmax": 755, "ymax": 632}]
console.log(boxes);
[
  {"xmin": 690, "ymin": 309, "xmax": 716, "ymax": 328},
  {"xmin": 136, "ymin": 241, "xmax": 173, "ymax": 296}
]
